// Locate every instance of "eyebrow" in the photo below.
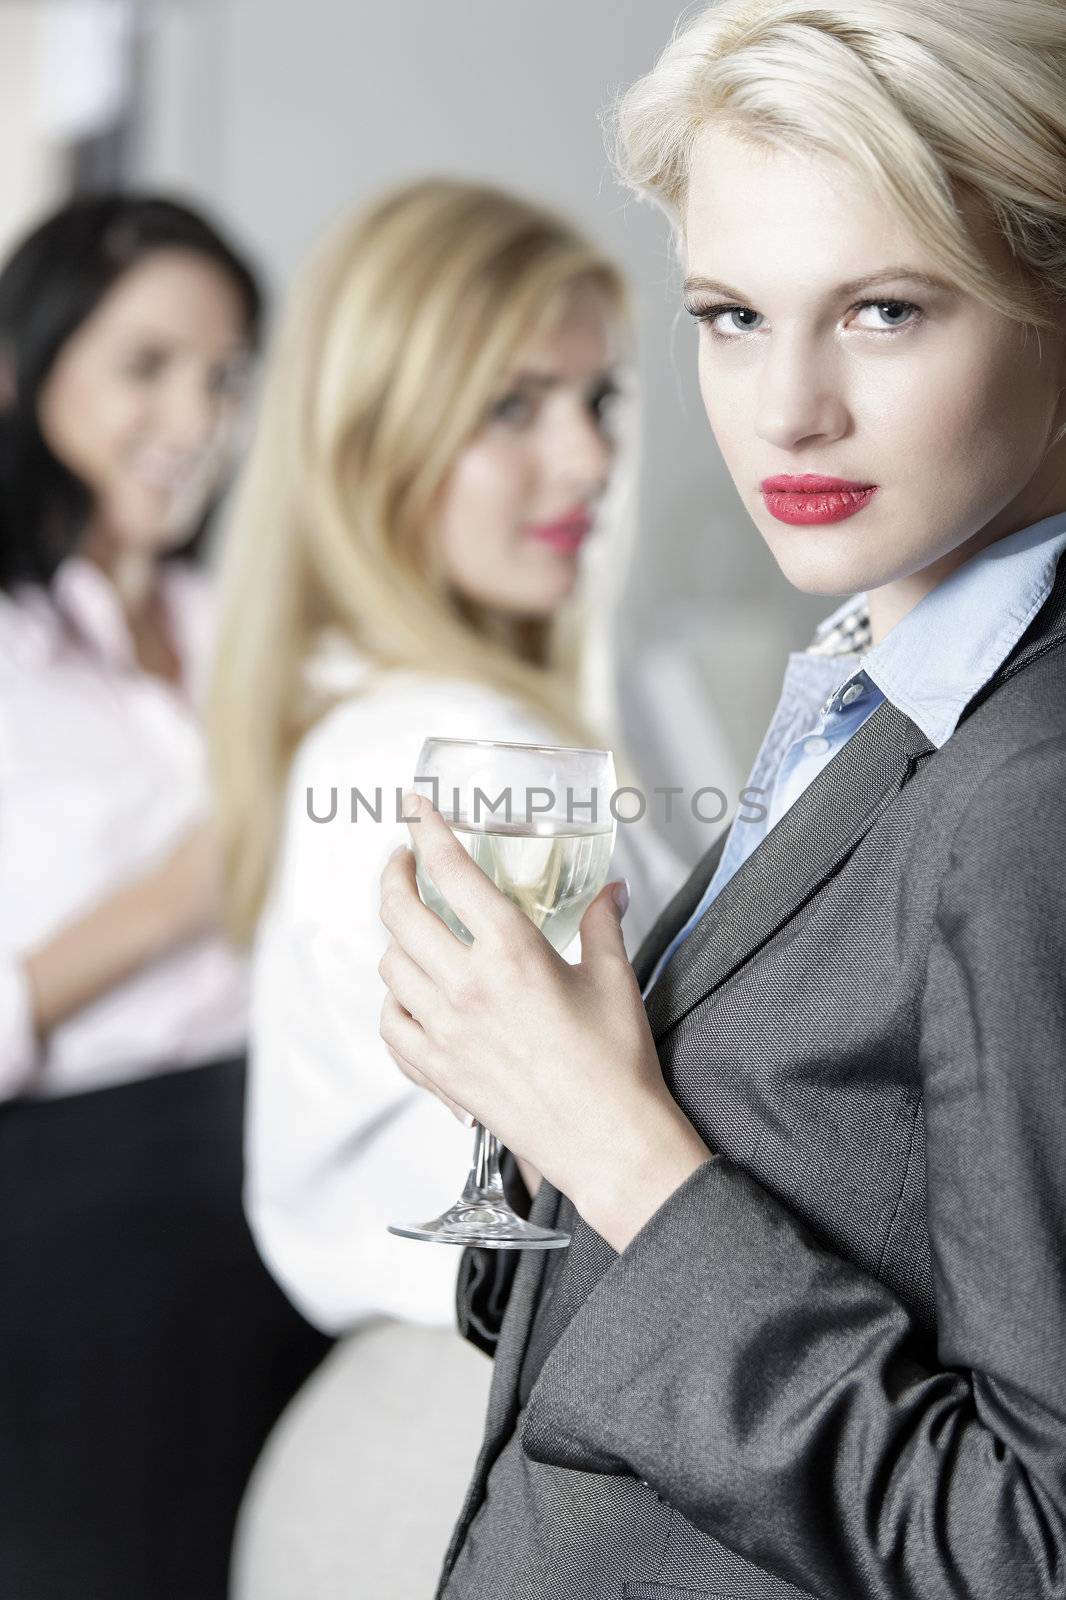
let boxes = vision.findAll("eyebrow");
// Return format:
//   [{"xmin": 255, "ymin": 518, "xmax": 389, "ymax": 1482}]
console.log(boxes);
[
  {"xmin": 115, "ymin": 326, "xmax": 250, "ymax": 359},
  {"xmin": 682, "ymin": 267, "xmax": 958, "ymax": 301},
  {"xmin": 501, "ymin": 367, "xmax": 618, "ymax": 391},
  {"xmin": 506, "ymin": 372, "xmax": 559, "ymax": 391}
]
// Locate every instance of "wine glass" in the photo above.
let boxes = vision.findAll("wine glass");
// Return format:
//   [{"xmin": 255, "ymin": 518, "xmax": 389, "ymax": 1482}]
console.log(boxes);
[{"xmin": 388, "ymin": 736, "xmax": 618, "ymax": 1250}]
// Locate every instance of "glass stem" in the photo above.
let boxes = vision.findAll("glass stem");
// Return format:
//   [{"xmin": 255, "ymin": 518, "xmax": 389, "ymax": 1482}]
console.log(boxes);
[{"xmin": 465, "ymin": 1122, "xmax": 507, "ymax": 1200}]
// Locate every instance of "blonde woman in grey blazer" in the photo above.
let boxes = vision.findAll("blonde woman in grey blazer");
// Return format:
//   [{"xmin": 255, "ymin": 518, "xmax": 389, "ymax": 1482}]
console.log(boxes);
[{"xmin": 378, "ymin": 2, "xmax": 1066, "ymax": 1597}]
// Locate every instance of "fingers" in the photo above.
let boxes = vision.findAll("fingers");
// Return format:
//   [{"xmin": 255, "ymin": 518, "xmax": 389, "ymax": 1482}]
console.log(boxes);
[
  {"xmin": 380, "ymin": 997, "xmax": 473, "ymax": 1126},
  {"xmin": 401, "ymin": 795, "xmax": 523, "ymax": 942},
  {"xmin": 377, "ymin": 939, "xmax": 438, "ymax": 1026},
  {"xmin": 379, "ymin": 844, "xmax": 471, "ymax": 981},
  {"xmin": 379, "ymin": 989, "xmax": 433, "ymax": 1071},
  {"xmin": 578, "ymin": 879, "xmax": 632, "ymax": 970},
  {"xmin": 385, "ymin": 1039, "xmax": 429, "ymax": 1092}
]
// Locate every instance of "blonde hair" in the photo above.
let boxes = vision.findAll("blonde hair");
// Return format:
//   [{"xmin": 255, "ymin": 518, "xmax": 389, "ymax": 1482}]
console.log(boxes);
[
  {"xmin": 209, "ymin": 178, "xmax": 625, "ymax": 942},
  {"xmin": 613, "ymin": 0, "xmax": 1066, "ymax": 327}
]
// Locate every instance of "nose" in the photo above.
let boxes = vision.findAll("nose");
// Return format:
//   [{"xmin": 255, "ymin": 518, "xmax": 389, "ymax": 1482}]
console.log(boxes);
[
  {"xmin": 548, "ymin": 400, "xmax": 614, "ymax": 501},
  {"xmin": 753, "ymin": 333, "xmax": 849, "ymax": 452},
  {"xmin": 162, "ymin": 369, "xmax": 225, "ymax": 454}
]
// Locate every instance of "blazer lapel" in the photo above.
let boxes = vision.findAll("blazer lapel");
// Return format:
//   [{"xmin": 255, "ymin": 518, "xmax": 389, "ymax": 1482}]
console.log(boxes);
[
  {"xmin": 644, "ymin": 554, "xmax": 1066, "ymax": 1047},
  {"xmin": 645, "ymin": 699, "xmax": 934, "ymax": 1043},
  {"xmin": 631, "ymin": 829, "xmax": 728, "ymax": 992}
]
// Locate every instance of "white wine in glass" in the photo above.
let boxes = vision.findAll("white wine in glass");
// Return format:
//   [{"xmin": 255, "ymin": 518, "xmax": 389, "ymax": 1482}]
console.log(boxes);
[
  {"xmin": 416, "ymin": 817, "xmax": 615, "ymax": 953},
  {"xmin": 388, "ymin": 737, "xmax": 617, "ymax": 1250}
]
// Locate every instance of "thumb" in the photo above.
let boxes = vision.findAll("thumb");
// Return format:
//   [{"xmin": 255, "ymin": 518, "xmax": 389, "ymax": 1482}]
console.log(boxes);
[{"xmin": 579, "ymin": 877, "xmax": 630, "ymax": 961}]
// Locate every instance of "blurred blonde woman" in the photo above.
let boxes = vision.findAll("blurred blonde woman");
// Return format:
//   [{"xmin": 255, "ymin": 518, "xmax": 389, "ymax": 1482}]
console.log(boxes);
[{"xmin": 210, "ymin": 178, "xmax": 682, "ymax": 1595}]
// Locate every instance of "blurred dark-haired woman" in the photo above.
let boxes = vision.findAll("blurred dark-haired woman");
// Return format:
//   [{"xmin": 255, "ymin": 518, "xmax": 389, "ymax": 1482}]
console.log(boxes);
[{"xmin": 0, "ymin": 194, "xmax": 328, "ymax": 1600}]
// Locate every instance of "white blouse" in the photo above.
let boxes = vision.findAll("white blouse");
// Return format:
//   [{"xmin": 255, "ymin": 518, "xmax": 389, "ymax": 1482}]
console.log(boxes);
[
  {"xmin": 0, "ymin": 556, "xmax": 248, "ymax": 1102},
  {"xmin": 247, "ymin": 643, "xmax": 685, "ymax": 1334}
]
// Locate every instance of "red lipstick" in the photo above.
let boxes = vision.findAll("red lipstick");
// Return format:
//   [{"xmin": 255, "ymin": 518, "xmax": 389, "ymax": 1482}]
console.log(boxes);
[
  {"xmin": 760, "ymin": 473, "xmax": 878, "ymax": 526},
  {"xmin": 525, "ymin": 508, "xmax": 593, "ymax": 554}
]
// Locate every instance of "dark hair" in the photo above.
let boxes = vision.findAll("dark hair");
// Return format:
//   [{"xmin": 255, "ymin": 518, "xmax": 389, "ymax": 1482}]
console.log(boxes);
[{"xmin": 0, "ymin": 193, "xmax": 263, "ymax": 592}]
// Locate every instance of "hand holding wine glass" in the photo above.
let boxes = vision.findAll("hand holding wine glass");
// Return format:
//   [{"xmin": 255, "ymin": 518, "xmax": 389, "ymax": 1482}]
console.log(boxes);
[{"xmin": 378, "ymin": 738, "xmax": 711, "ymax": 1254}]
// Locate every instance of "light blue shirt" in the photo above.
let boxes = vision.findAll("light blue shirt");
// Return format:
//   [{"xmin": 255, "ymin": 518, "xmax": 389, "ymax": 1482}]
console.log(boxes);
[{"xmin": 646, "ymin": 510, "xmax": 1066, "ymax": 995}]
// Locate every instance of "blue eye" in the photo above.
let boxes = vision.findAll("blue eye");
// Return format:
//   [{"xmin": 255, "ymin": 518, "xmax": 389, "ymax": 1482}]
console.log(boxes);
[
  {"xmin": 853, "ymin": 299, "xmax": 920, "ymax": 331},
  {"xmin": 723, "ymin": 307, "xmax": 762, "ymax": 333},
  {"xmin": 682, "ymin": 302, "xmax": 766, "ymax": 339},
  {"xmin": 692, "ymin": 305, "xmax": 764, "ymax": 337}
]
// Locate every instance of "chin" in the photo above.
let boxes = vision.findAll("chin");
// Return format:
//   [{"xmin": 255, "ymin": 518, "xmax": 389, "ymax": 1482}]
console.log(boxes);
[
  {"xmin": 460, "ymin": 552, "xmax": 579, "ymax": 620},
  {"xmin": 106, "ymin": 506, "xmax": 199, "ymax": 559},
  {"xmin": 514, "ymin": 579, "xmax": 575, "ymax": 619},
  {"xmin": 516, "ymin": 564, "xmax": 580, "ymax": 615},
  {"xmin": 512, "ymin": 589, "xmax": 571, "ymax": 620},
  {"xmin": 756, "ymin": 516, "xmax": 890, "ymax": 599}
]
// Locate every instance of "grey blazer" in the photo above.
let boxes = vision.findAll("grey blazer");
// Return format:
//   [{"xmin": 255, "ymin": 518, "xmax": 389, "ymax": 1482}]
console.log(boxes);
[{"xmin": 439, "ymin": 562, "xmax": 1066, "ymax": 1600}]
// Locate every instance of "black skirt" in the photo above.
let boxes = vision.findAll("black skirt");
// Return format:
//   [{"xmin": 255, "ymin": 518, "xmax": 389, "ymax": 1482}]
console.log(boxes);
[{"xmin": 0, "ymin": 1057, "xmax": 331, "ymax": 1600}]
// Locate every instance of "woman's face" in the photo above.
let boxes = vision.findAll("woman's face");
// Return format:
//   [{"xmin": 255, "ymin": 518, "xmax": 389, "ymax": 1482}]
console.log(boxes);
[
  {"xmin": 37, "ymin": 248, "xmax": 251, "ymax": 558},
  {"xmin": 683, "ymin": 126, "xmax": 1066, "ymax": 621},
  {"xmin": 433, "ymin": 286, "xmax": 619, "ymax": 619}
]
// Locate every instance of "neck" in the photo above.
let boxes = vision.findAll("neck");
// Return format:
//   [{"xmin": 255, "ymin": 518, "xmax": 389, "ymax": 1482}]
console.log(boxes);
[
  {"xmin": 79, "ymin": 524, "xmax": 159, "ymax": 629},
  {"xmin": 866, "ymin": 543, "xmax": 982, "ymax": 646}
]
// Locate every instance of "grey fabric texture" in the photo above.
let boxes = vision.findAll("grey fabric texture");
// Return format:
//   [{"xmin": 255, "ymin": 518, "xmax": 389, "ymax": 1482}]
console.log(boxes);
[{"xmin": 440, "ymin": 564, "xmax": 1066, "ymax": 1600}]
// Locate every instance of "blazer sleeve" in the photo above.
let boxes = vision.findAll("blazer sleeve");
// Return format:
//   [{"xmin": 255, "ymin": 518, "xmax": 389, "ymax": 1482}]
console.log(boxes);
[{"xmin": 521, "ymin": 736, "xmax": 1066, "ymax": 1600}]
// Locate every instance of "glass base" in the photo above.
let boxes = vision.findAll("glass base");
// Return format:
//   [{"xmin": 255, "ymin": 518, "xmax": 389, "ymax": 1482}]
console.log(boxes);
[{"xmin": 388, "ymin": 1198, "xmax": 570, "ymax": 1250}]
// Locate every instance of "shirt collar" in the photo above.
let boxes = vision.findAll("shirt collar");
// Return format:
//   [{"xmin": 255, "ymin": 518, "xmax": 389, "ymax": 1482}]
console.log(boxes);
[
  {"xmin": 50, "ymin": 555, "xmax": 138, "ymax": 669},
  {"xmin": 4, "ymin": 557, "xmax": 131, "ymax": 672},
  {"xmin": 812, "ymin": 510, "xmax": 1066, "ymax": 748},
  {"xmin": 12, "ymin": 556, "xmax": 194, "ymax": 683}
]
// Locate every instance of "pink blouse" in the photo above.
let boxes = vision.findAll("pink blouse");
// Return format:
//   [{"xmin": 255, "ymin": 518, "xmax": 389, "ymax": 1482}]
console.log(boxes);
[{"xmin": 0, "ymin": 555, "xmax": 248, "ymax": 1101}]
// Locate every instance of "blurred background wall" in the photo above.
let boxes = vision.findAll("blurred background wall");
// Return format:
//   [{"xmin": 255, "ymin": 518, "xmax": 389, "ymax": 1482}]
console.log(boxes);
[
  {"xmin": 0, "ymin": 3, "xmax": 65, "ymax": 240},
  {"xmin": 1, "ymin": 0, "xmax": 829, "ymax": 861}
]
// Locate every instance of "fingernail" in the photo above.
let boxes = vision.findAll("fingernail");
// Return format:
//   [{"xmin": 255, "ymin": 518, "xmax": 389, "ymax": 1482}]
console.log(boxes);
[
  {"xmin": 613, "ymin": 878, "xmax": 631, "ymax": 916},
  {"xmin": 402, "ymin": 791, "xmax": 425, "ymax": 818},
  {"xmin": 388, "ymin": 844, "xmax": 407, "ymax": 860}
]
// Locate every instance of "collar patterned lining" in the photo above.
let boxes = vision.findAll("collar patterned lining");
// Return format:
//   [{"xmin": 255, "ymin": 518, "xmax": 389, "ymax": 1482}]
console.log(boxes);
[{"xmin": 806, "ymin": 602, "xmax": 872, "ymax": 658}]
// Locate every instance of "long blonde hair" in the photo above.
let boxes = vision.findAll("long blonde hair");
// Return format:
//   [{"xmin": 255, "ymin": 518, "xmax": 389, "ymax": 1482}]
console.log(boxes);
[
  {"xmin": 612, "ymin": 0, "xmax": 1066, "ymax": 328},
  {"xmin": 209, "ymin": 178, "xmax": 626, "ymax": 942}
]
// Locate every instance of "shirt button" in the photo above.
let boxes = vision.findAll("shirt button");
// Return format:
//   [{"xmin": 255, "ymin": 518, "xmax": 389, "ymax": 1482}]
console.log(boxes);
[
  {"xmin": 840, "ymin": 682, "xmax": 865, "ymax": 706},
  {"xmin": 804, "ymin": 735, "xmax": 831, "ymax": 755}
]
